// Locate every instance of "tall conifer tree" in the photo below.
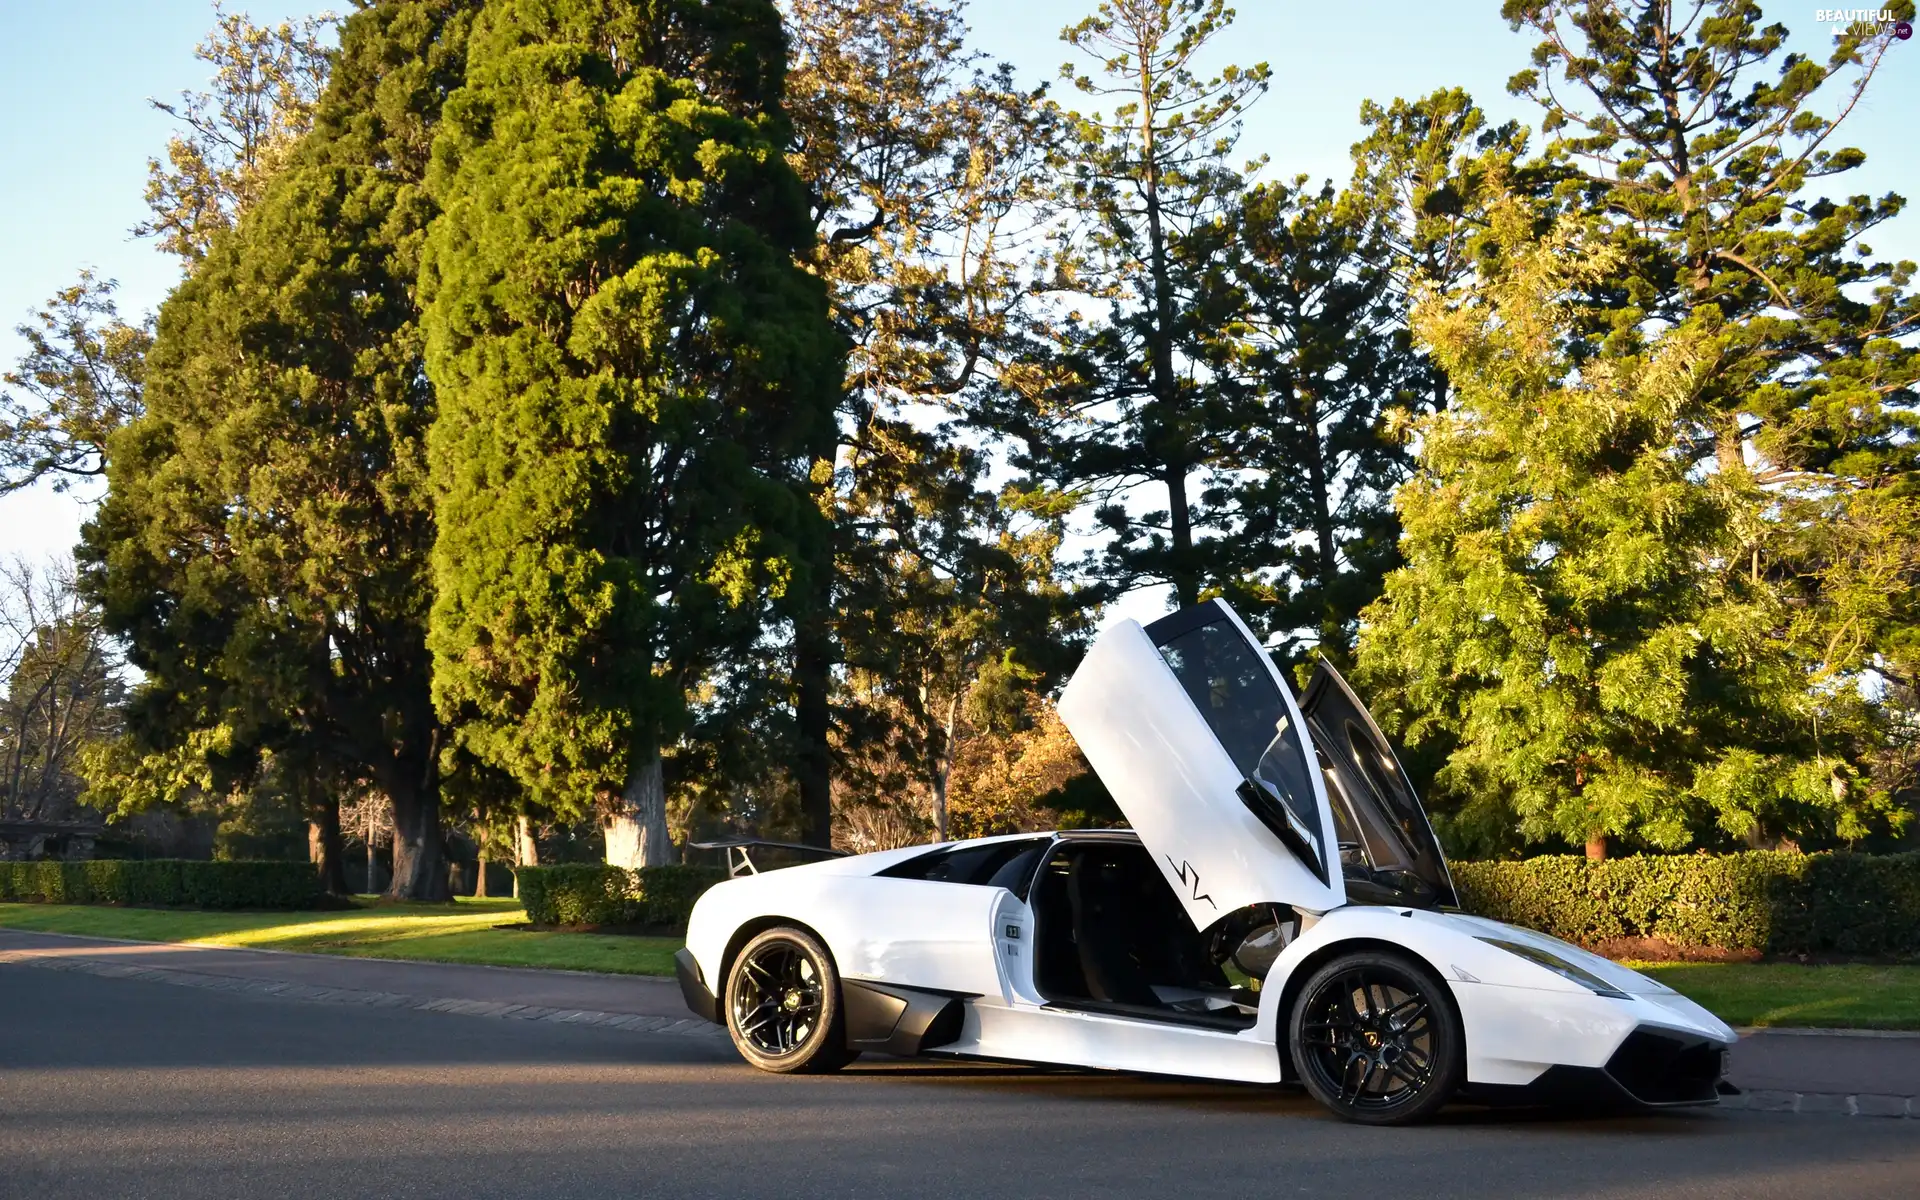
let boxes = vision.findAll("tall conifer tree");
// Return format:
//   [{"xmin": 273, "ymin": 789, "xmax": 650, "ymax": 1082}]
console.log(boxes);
[
  {"xmin": 83, "ymin": 0, "xmax": 480, "ymax": 898},
  {"xmin": 781, "ymin": 0, "xmax": 1071, "ymax": 845},
  {"xmin": 1502, "ymin": 1, "xmax": 1920, "ymax": 835},
  {"xmin": 1034, "ymin": 0, "xmax": 1269, "ymax": 609},
  {"xmin": 1359, "ymin": 200, "xmax": 1907, "ymax": 856},
  {"xmin": 421, "ymin": 0, "xmax": 842, "ymax": 868}
]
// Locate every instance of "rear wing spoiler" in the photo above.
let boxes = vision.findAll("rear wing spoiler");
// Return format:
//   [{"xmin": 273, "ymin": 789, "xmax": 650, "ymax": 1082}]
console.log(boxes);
[{"xmin": 688, "ymin": 838, "xmax": 847, "ymax": 878}]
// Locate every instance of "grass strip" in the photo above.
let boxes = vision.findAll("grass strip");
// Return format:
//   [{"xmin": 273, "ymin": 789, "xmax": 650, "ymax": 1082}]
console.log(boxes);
[
  {"xmin": 0, "ymin": 899, "xmax": 678, "ymax": 976},
  {"xmin": 1633, "ymin": 962, "xmax": 1920, "ymax": 1030}
]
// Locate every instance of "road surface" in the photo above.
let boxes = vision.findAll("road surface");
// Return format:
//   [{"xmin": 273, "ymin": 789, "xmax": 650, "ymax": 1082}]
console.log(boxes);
[{"xmin": 2, "ymin": 962, "xmax": 1915, "ymax": 1199}]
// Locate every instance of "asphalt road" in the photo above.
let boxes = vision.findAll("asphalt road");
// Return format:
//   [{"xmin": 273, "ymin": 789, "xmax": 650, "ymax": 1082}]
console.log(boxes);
[{"xmin": 3, "ymin": 965, "xmax": 1916, "ymax": 1200}]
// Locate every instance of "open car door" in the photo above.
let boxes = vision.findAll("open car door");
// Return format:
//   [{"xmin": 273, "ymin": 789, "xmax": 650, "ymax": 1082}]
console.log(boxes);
[
  {"xmin": 1058, "ymin": 600, "xmax": 1346, "ymax": 929},
  {"xmin": 1299, "ymin": 660, "xmax": 1457, "ymax": 908}
]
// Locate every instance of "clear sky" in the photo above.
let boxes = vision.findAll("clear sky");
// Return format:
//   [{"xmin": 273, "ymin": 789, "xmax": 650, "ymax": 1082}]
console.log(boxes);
[{"xmin": 3, "ymin": 0, "xmax": 1916, "ymax": 603}]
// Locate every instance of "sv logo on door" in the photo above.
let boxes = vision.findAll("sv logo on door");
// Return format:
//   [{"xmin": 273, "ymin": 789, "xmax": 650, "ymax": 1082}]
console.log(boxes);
[{"xmin": 1166, "ymin": 856, "xmax": 1216, "ymax": 909}]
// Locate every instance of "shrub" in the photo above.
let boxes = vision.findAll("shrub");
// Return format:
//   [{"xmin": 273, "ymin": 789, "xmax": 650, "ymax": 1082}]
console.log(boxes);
[
  {"xmin": 515, "ymin": 863, "xmax": 727, "ymax": 931},
  {"xmin": 0, "ymin": 859, "xmax": 325, "ymax": 910},
  {"xmin": 638, "ymin": 865, "xmax": 728, "ymax": 929},
  {"xmin": 1453, "ymin": 851, "xmax": 1920, "ymax": 958}
]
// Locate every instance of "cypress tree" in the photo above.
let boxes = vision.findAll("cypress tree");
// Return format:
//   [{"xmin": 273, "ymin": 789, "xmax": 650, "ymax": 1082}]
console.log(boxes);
[
  {"xmin": 83, "ymin": 1, "xmax": 481, "ymax": 899},
  {"xmin": 420, "ymin": 0, "xmax": 842, "ymax": 868}
]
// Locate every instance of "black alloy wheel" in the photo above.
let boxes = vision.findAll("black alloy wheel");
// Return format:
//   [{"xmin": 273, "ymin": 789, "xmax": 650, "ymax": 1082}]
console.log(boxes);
[
  {"xmin": 1288, "ymin": 950, "xmax": 1462, "ymax": 1125},
  {"xmin": 724, "ymin": 927, "xmax": 855, "ymax": 1074}
]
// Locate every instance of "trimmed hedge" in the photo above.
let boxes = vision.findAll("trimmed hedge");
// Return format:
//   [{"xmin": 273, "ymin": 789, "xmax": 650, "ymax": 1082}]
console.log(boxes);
[
  {"xmin": 1454, "ymin": 851, "xmax": 1920, "ymax": 958},
  {"xmin": 0, "ymin": 859, "xmax": 327, "ymax": 910},
  {"xmin": 515, "ymin": 864, "xmax": 727, "ymax": 931}
]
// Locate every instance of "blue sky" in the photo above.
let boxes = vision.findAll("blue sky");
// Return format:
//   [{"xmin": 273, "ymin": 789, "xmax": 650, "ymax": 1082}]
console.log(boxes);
[{"xmin": 3, "ymin": 0, "xmax": 1916, "ymax": 583}]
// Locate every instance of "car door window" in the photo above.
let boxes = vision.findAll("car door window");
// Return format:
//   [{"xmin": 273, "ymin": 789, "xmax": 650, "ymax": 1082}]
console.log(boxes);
[
  {"xmin": 878, "ymin": 839, "xmax": 1049, "ymax": 899},
  {"xmin": 1152, "ymin": 618, "xmax": 1325, "ymax": 867}
]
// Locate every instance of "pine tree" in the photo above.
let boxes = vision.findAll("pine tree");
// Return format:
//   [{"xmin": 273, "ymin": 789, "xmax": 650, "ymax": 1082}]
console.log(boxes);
[
  {"xmin": 1350, "ymin": 87, "xmax": 1532, "ymax": 410},
  {"xmin": 1035, "ymin": 0, "xmax": 1270, "ymax": 608},
  {"xmin": 82, "ymin": 0, "xmax": 481, "ymax": 899},
  {"xmin": 421, "ymin": 0, "xmax": 843, "ymax": 869},
  {"xmin": 781, "ymin": 0, "xmax": 1073, "ymax": 845},
  {"xmin": 1203, "ymin": 178, "xmax": 1414, "ymax": 663},
  {"xmin": 1357, "ymin": 199, "xmax": 1906, "ymax": 857},
  {"xmin": 1501, "ymin": 0, "xmax": 1920, "ymax": 840}
]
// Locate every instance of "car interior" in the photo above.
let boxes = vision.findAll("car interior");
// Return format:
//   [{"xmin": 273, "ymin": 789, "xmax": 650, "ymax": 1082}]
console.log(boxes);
[
  {"xmin": 878, "ymin": 832, "xmax": 1302, "ymax": 1031},
  {"xmin": 1028, "ymin": 837, "xmax": 1287, "ymax": 1030}
]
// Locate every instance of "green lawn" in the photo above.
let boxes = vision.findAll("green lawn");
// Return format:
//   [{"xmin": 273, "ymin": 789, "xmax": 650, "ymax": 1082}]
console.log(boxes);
[
  {"xmin": 4, "ymin": 900, "xmax": 1916, "ymax": 1028},
  {"xmin": 0, "ymin": 899, "xmax": 680, "ymax": 976},
  {"xmin": 1635, "ymin": 962, "xmax": 1920, "ymax": 1030}
]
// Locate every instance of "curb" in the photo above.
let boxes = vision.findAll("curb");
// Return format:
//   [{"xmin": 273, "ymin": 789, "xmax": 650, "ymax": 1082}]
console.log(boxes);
[
  {"xmin": 1719, "ymin": 1089, "xmax": 1918, "ymax": 1118},
  {"xmin": 0, "ymin": 949, "xmax": 729, "ymax": 1043},
  {"xmin": 1736, "ymin": 1026, "xmax": 1920, "ymax": 1040}
]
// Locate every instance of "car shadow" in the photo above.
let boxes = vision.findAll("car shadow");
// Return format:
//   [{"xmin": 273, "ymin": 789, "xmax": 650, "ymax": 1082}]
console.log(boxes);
[{"xmin": 834, "ymin": 1055, "xmax": 1735, "ymax": 1130}]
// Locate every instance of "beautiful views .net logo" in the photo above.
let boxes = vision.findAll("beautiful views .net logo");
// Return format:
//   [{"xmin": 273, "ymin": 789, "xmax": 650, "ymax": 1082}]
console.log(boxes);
[{"xmin": 1812, "ymin": 8, "xmax": 1914, "ymax": 37}]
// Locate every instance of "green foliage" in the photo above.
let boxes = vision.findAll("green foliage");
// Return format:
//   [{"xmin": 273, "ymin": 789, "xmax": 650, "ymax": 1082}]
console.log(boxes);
[
  {"xmin": 421, "ymin": 0, "xmax": 842, "ymax": 864},
  {"xmin": 0, "ymin": 859, "xmax": 326, "ymax": 910},
  {"xmin": 1455, "ymin": 851, "xmax": 1920, "ymax": 958},
  {"xmin": 82, "ymin": 0, "xmax": 481, "ymax": 900},
  {"xmin": 1, "ymin": 274, "xmax": 151, "ymax": 495},
  {"xmin": 1493, "ymin": 0, "xmax": 1920, "ymax": 837},
  {"xmin": 1358, "ymin": 199, "xmax": 1902, "ymax": 852},
  {"xmin": 1202, "ymin": 177, "xmax": 1416, "ymax": 663},
  {"xmin": 137, "ymin": 4, "xmax": 336, "ymax": 260},
  {"xmin": 513, "ymin": 864, "xmax": 725, "ymax": 930},
  {"xmin": 780, "ymin": 0, "xmax": 1077, "ymax": 848},
  {"xmin": 1028, "ymin": 0, "xmax": 1271, "ymax": 609}
]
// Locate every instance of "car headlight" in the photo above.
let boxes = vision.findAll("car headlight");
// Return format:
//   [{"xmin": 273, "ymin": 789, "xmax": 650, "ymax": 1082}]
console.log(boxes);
[{"xmin": 1476, "ymin": 937, "xmax": 1630, "ymax": 999}]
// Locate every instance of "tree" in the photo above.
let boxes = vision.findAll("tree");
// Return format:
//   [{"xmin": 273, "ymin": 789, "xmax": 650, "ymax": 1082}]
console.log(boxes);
[
  {"xmin": 1203, "ymin": 178, "xmax": 1415, "ymax": 663},
  {"xmin": 1029, "ymin": 0, "xmax": 1269, "ymax": 609},
  {"xmin": 1501, "ymin": 0, "xmax": 1920, "ymax": 820},
  {"xmin": 421, "ymin": 0, "xmax": 844, "ymax": 870},
  {"xmin": 1349, "ymin": 87, "xmax": 1532, "ymax": 411},
  {"xmin": 780, "ymin": 0, "xmax": 1080, "ymax": 846},
  {"xmin": 138, "ymin": 3, "xmax": 336, "ymax": 261},
  {"xmin": 1357, "ymin": 199, "xmax": 1906, "ymax": 859},
  {"xmin": 83, "ymin": 0, "xmax": 481, "ymax": 899},
  {"xmin": 0, "ymin": 557, "xmax": 123, "ymax": 827},
  {"xmin": 1, "ymin": 275, "xmax": 152, "ymax": 496}
]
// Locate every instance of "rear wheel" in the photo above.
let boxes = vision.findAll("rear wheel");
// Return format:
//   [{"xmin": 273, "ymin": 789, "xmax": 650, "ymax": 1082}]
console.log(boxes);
[
  {"xmin": 724, "ymin": 927, "xmax": 855, "ymax": 1074},
  {"xmin": 1288, "ymin": 950, "xmax": 1462, "ymax": 1125}
]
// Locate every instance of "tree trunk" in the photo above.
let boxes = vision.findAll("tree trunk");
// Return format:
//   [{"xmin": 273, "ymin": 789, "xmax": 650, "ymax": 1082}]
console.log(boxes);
[
  {"xmin": 513, "ymin": 814, "xmax": 537, "ymax": 898},
  {"xmin": 1164, "ymin": 464, "xmax": 1197, "ymax": 607},
  {"xmin": 930, "ymin": 691, "xmax": 961, "ymax": 842},
  {"xmin": 1296, "ymin": 384, "xmax": 1341, "ymax": 644},
  {"xmin": 607, "ymin": 752, "xmax": 672, "ymax": 869},
  {"xmin": 387, "ymin": 782, "xmax": 451, "ymax": 901},
  {"xmin": 474, "ymin": 849, "xmax": 489, "ymax": 898},
  {"xmin": 1585, "ymin": 834, "xmax": 1608, "ymax": 861},
  {"xmin": 795, "ymin": 610, "xmax": 835, "ymax": 849},
  {"xmin": 306, "ymin": 792, "xmax": 348, "ymax": 896}
]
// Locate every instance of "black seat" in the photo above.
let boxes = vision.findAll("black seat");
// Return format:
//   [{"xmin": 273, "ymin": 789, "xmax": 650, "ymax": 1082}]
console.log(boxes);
[{"xmin": 1068, "ymin": 855, "xmax": 1162, "ymax": 1006}]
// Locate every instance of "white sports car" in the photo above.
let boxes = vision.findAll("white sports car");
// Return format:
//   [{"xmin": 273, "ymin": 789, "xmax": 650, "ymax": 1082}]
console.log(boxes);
[{"xmin": 675, "ymin": 600, "xmax": 1737, "ymax": 1124}]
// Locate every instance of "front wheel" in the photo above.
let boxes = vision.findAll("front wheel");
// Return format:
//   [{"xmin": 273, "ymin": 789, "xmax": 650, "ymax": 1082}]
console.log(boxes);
[
  {"xmin": 1288, "ymin": 950, "xmax": 1463, "ymax": 1125},
  {"xmin": 724, "ymin": 927, "xmax": 855, "ymax": 1074}
]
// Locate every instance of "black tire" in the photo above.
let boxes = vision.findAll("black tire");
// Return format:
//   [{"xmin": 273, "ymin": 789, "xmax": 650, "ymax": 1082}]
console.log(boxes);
[
  {"xmin": 724, "ymin": 927, "xmax": 855, "ymax": 1074},
  {"xmin": 1288, "ymin": 949, "xmax": 1463, "ymax": 1125}
]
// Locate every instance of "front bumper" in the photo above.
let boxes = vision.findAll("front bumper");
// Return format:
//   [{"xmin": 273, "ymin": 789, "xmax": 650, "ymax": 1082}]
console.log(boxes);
[
  {"xmin": 1468, "ymin": 1024, "xmax": 1732, "ymax": 1108},
  {"xmin": 674, "ymin": 948, "xmax": 718, "ymax": 1024}
]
